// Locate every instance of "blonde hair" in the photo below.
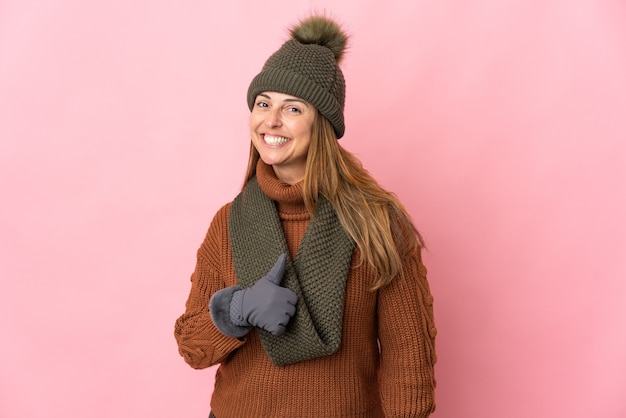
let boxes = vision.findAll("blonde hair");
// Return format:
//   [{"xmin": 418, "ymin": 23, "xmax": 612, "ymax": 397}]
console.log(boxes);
[{"xmin": 243, "ymin": 115, "xmax": 424, "ymax": 290}]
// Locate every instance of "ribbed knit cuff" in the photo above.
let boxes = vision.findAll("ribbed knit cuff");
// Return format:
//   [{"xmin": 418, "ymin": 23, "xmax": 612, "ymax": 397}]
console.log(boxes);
[
  {"xmin": 229, "ymin": 289, "xmax": 248, "ymax": 327},
  {"xmin": 209, "ymin": 287, "xmax": 252, "ymax": 339}
]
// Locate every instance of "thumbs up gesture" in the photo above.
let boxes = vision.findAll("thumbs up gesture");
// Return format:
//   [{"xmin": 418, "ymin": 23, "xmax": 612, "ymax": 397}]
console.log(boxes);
[{"xmin": 231, "ymin": 254, "xmax": 297, "ymax": 336}]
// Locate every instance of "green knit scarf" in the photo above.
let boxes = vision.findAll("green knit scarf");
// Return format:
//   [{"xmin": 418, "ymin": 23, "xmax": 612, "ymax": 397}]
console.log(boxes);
[{"xmin": 229, "ymin": 177, "xmax": 354, "ymax": 366}]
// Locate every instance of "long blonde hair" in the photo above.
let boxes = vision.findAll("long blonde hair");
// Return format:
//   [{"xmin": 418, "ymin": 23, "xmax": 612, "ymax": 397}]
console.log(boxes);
[{"xmin": 243, "ymin": 115, "xmax": 424, "ymax": 290}]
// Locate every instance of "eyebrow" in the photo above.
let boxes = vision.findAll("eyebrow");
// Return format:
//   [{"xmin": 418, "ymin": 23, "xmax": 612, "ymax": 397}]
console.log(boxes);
[{"xmin": 258, "ymin": 93, "xmax": 310, "ymax": 107}]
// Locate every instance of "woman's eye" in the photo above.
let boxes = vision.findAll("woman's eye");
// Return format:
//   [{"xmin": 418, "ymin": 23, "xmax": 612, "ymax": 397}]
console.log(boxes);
[
  {"xmin": 255, "ymin": 101, "xmax": 269, "ymax": 108},
  {"xmin": 285, "ymin": 106, "xmax": 301, "ymax": 114}
]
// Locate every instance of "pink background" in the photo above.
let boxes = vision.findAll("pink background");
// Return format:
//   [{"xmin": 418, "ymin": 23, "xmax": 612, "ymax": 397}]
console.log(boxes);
[{"xmin": 1, "ymin": 1, "xmax": 625, "ymax": 417}]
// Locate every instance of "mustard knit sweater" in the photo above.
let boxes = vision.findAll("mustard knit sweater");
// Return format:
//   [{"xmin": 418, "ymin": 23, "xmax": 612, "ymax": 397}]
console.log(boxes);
[{"xmin": 174, "ymin": 162, "xmax": 437, "ymax": 417}]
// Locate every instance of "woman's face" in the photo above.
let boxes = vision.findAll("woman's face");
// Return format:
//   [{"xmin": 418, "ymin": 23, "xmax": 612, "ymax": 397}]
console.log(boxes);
[{"xmin": 249, "ymin": 91, "xmax": 316, "ymax": 185}]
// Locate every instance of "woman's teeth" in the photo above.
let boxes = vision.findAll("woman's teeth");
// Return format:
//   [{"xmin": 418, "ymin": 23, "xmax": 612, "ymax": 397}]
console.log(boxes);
[{"xmin": 264, "ymin": 135, "xmax": 290, "ymax": 145}]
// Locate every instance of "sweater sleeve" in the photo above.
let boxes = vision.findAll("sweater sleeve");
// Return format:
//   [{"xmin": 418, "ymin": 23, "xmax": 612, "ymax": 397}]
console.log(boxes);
[
  {"xmin": 377, "ymin": 247, "xmax": 437, "ymax": 417},
  {"xmin": 174, "ymin": 204, "xmax": 245, "ymax": 369}
]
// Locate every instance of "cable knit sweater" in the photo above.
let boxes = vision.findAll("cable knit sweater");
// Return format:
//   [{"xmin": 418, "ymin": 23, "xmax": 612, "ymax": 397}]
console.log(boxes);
[{"xmin": 174, "ymin": 161, "xmax": 437, "ymax": 418}]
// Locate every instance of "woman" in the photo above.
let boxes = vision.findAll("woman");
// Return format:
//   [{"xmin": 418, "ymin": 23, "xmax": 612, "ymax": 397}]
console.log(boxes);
[{"xmin": 174, "ymin": 14, "xmax": 437, "ymax": 418}]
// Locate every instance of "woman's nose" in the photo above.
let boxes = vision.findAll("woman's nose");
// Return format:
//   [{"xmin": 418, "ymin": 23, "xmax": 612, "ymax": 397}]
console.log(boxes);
[{"xmin": 265, "ymin": 108, "xmax": 282, "ymax": 128}]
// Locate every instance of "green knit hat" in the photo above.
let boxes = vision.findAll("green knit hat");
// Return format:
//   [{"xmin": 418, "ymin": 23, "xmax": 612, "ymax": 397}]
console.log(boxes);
[{"xmin": 247, "ymin": 16, "xmax": 348, "ymax": 139}]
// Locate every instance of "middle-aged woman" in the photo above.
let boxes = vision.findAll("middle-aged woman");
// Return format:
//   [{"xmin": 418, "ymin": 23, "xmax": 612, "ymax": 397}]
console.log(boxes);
[{"xmin": 175, "ymin": 14, "xmax": 437, "ymax": 418}]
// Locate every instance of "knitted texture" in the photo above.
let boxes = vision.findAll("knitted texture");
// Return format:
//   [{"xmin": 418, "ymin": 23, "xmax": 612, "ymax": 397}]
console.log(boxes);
[
  {"xmin": 229, "ymin": 174, "xmax": 354, "ymax": 366},
  {"xmin": 247, "ymin": 16, "xmax": 347, "ymax": 138},
  {"xmin": 174, "ymin": 161, "xmax": 437, "ymax": 417}
]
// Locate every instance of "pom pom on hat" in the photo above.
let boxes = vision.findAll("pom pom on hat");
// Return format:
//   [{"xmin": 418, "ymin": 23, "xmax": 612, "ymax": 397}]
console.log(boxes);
[
  {"xmin": 289, "ymin": 15, "xmax": 348, "ymax": 63},
  {"xmin": 247, "ymin": 15, "xmax": 349, "ymax": 139}
]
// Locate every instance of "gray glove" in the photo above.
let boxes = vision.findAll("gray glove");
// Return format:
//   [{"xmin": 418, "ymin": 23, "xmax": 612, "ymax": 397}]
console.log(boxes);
[{"xmin": 230, "ymin": 254, "xmax": 297, "ymax": 336}]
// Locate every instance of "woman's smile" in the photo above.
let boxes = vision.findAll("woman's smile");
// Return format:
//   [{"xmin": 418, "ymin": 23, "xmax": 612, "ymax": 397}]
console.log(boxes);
[{"xmin": 262, "ymin": 134, "xmax": 291, "ymax": 146}]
